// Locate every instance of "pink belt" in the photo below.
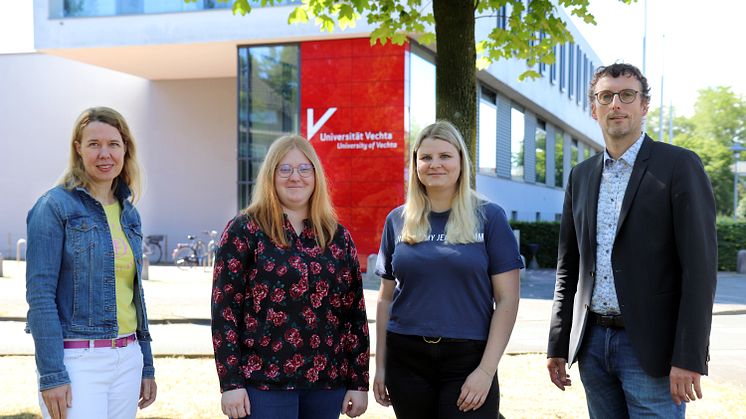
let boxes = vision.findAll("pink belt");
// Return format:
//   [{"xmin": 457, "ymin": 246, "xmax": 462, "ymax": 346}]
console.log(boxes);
[{"xmin": 63, "ymin": 334, "xmax": 137, "ymax": 349}]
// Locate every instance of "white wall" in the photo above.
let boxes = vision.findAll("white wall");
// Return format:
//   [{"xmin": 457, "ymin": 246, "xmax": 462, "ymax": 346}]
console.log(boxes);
[
  {"xmin": 0, "ymin": 53, "xmax": 149, "ymax": 258},
  {"xmin": 138, "ymin": 78, "xmax": 237, "ymax": 255},
  {"xmin": 0, "ymin": 53, "xmax": 236, "ymax": 259},
  {"xmin": 477, "ymin": 174, "xmax": 565, "ymax": 222}
]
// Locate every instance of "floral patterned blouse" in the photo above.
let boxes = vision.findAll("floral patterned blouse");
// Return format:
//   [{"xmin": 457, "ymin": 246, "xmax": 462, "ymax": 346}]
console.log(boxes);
[{"xmin": 211, "ymin": 213, "xmax": 369, "ymax": 392}]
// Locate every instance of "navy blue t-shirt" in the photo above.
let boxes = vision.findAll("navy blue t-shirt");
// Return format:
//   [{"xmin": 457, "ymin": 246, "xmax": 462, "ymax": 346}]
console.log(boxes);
[{"xmin": 375, "ymin": 202, "xmax": 523, "ymax": 341}]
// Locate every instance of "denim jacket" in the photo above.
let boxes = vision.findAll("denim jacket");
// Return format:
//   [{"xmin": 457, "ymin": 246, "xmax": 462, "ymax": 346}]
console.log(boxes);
[{"xmin": 25, "ymin": 181, "xmax": 154, "ymax": 391}]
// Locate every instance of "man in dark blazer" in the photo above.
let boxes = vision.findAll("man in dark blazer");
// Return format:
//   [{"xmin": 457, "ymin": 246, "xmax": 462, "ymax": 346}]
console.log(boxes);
[{"xmin": 546, "ymin": 63, "xmax": 717, "ymax": 418}]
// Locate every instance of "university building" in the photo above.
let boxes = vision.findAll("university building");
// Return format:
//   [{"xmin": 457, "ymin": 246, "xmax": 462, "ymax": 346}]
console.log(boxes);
[{"xmin": 0, "ymin": 1, "xmax": 603, "ymax": 266}]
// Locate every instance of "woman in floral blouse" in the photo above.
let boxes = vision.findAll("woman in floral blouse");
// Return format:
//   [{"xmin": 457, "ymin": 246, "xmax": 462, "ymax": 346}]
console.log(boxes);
[{"xmin": 211, "ymin": 135, "xmax": 369, "ymax": 419}]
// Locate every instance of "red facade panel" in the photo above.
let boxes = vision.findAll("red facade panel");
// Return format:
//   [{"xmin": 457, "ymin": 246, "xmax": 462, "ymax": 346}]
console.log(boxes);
[{"xmin": 301, "ymin": 38, "xmax": 407, "ymax": 270}]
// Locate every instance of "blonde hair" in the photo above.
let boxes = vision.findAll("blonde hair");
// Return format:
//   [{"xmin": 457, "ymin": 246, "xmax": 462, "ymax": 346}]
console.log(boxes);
[
  {"xmin": 245, "ymin": 135, "xmax": 338, "ymax": 248},
  {"xmin": 401, "ymin": 120, "xmax": 482, "ymax": 244},
  {"xmin": 59, "ymin": 107, "xmax": 142, "ymax": 202}
]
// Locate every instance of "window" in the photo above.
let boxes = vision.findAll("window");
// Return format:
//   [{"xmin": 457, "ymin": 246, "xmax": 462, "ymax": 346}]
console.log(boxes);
[
  {"xmin": 568, "ymin": 43, "xmax": 574, "ymax": 99},
  {"xmin": 571, "ymin": 139, "xmax": 579, "ymax": 167},
  {"xmin": 237, "ymin": 44, "xmax": 300, "ymax": 209},
  {"xmin": 511, "ymin": 107, "xmax": 525, "ymax": 181},
  {"xmin": 62, "ymin": 0, "xmax": 298, "ymax": 17},
  {"xmin": 584, "ymin": 144, "xmax": 592, "ymax": 160},
  {"xmin": 554, "ymin": 130, "xmax": 564, "ymax": 187},
  {"xmin": 550, "ymin": 46, "xmax": 558, "ymax": 85},
  {"xmin": 535, "ymin": 120, "xmax": 547, "ymax": 184},
  {"xmin": 576, "ymin": 46, "xmax": 583, "ymax": 104},
  {"xmin": 409, "ymin": 48, "xmax": 436, "ymax": 156},
  {"xmin": 559, "ymin": 44, "xmax": 566, "ymax": 92},
  {"xmin": 478, "ymin": 88, "xmax": 498, "ymax": 174},
  {"xmin": 497, "ymin": 5, "xmax": 508, "ymax": 29},
  {"xmin": 538, "ymin": 32, "xmax": 547, "ymax": 76},
  {"xmin": 582, "ymin": 56, "xmax": 588, "ymax": 109}
]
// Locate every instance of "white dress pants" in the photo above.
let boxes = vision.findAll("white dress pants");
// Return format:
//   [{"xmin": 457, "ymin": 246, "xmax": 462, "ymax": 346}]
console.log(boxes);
[{"xmin": 39, "ymin": 342, "xmax": 144, "ymax": 419}]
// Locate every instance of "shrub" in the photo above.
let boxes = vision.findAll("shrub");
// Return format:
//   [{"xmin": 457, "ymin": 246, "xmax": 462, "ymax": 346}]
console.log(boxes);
[
  {"xmin": 510, "ymin": 219, "xmax": 746, "ymax": 272},
  {"xmin": 716, "ymin": 218, "xmax": 746, "ymax": 271},
  {"xmin": 509, "ymin": 221, "xmax": 560, "ymax": 269}
]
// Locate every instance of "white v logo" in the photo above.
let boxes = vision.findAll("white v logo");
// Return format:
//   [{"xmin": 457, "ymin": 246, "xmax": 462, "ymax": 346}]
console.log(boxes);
[{"xmin": 307, "ymin": 108, "xmax": 337, "ymax": 140}]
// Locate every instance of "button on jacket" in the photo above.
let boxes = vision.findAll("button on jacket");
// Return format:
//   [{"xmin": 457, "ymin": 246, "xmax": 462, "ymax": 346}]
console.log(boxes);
[{"xmin": 26, "ymin": 181, "xmax": 154, "ymax": 391}]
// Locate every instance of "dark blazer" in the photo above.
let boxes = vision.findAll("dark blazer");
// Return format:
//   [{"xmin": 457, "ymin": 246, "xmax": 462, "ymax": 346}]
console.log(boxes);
[{"xmin": 547, "ymin": 135, "xmax": 717, "ymax": 377}]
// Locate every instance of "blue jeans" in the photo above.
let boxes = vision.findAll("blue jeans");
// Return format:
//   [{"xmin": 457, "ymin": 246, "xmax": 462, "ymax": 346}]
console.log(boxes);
[
  {"xmin": 236, "ymin": 387, "xmax": 346, "ymax": 419},
  {"xmin": 578, "ymin": 324, "xmax": 685, "ymax": 419}
]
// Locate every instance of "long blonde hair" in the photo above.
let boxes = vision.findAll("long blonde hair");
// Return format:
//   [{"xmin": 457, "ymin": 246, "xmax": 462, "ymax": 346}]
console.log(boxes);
[
  {"xmin": 59, "ymin": 107, "xmax": 142, "ymax": 202},
  {"xmin": 401, "ymin": 120, "xmax": 481, "ymax": 244},
  {"xmin": 245, "ymin": 135, "xmax": 338, "ymax": 248}
]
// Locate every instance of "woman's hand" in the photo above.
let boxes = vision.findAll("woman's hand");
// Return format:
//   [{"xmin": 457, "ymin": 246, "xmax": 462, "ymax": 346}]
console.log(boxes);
[
  {"xmin": 373, "ymin": 368, "xmax": 391, "ymax": 407},
  {"xmin": 456, "ymin": 367, "xmax": 493, "ymax": 412},
  {"xmin": 41, "ymin": 384, "xmax": 72, "ymax": 419},
  {"xmin": 139, "ymin": 378, "xmax": 157, "ymax": 409},
  {"xmin": 341, "ymin": 390, "xmax": 368, "ymax": 417},
  {"xmin": 221, "ymin": 388, "xmax": 250, "ymax": 418}
]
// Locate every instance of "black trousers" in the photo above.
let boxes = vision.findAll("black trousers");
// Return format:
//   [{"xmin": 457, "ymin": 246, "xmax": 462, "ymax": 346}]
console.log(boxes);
[{"xmin": 385, "ymin": 331, "xmax": 499, "ymax": 419}]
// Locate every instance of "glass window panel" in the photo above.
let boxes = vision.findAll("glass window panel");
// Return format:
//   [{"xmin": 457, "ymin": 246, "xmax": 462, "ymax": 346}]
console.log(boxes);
[
  {"xmin": 571, "ymin": 139, "xmax": 579, "ymax": 167},
  {"xmin": 64, "ymin": 0, "xmax": 291, "ymax": 17},
  {"xmin": 535, "ymin": 121, "xmax": 546, "ymax": 184},
  {"xmin": 555, "ymin": 131, "xmax": 564, "ymax": 187},
  {"xmin": 568, "ymin": 43, "xmax": 574, "ymax": 98},
  {"xmin": 409, "ymin": 50, "xmax": 436, "ymax": 146},
  {"xmin": 511, "ymin": 107, "xmax": 525, "ymax": 181},
  {"xmin": 237, "ymin": 44, "xmax": 300, "ymax": 209},
  {"xmin": 478, "ymin": 89, "xmax": 497, "ymax": 173}
]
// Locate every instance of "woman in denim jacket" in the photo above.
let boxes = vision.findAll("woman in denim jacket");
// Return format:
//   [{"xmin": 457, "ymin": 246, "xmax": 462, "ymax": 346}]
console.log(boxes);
[{"xmin": 26, "ymin": 107, "xmax": 156, "ymax": 419}]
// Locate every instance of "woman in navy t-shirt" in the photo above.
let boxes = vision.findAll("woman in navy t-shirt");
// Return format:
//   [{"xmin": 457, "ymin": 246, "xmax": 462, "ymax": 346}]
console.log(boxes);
[{"xmin": 373, "ymin": 121, "xmax": 523, "ymax": 418}]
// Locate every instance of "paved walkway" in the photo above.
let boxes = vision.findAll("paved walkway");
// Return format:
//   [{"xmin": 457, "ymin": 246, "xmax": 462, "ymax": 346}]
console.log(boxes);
[{"xmin": 2, "ymin": 261, "xmax": 745, "ymax": 385}]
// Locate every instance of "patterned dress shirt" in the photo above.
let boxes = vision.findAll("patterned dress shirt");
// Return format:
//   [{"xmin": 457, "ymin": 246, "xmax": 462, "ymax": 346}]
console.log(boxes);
[
  {"xmin": 590, "ymin": 134, "xmax": 645, "ymax": 315},
  {"xmin": 211, "ymin": 214, "xmax": 369, "ymax": 392}
]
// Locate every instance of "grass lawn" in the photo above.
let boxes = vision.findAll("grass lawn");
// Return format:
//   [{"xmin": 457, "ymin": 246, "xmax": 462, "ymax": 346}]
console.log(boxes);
[{"xmin": 2, "ymin": 354, "xmax": 743, "ymax": 418}]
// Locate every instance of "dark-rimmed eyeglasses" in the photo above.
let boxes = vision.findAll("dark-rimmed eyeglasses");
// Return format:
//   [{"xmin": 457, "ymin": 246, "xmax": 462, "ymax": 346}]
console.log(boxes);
[
  {"xmin": 594, "ymin": 89, "xmax": 639, "ymax": 105},
  {"xmin": 276, "ymin": 163, "xmax": 314, "ymax": 178}
]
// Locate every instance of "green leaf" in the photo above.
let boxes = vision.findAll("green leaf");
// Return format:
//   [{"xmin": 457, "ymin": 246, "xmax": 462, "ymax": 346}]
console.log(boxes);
[
  {"xmin": 288, "ymin": 7, "xmax": 309, "ymax": 23},
  {"xmin": 232, "ymin": 0, "xmax": 251, "ymax": 16}
]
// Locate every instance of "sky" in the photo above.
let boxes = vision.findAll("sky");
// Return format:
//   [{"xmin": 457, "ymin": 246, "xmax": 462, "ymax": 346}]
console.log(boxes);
[
  {"xmin": 567, "ymin": 0, "xmax": 746, "ymax": 117},
  {"xmin": 1, "ymin": 0, "xmax": 743, "ymax": 117}
]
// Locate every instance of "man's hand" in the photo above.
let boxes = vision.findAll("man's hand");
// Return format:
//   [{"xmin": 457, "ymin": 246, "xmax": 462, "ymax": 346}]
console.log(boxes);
[
  {"xmin": 139, "ymin": 378, "xmax": 157, "ymax": 409},
  {"xmin": 221, "ymin": 388, "xmax": 250, "ymax": 418},
  {"xmin": 547, "ymin": 358, "xmax": 572, "ymax": 391},
  {"xmin": 41, "ymin": 384, "xmax": 72, "ymax": 419},
  {"xmin": 670, "ymin": 366, "xmax": 703, "ymax": 405},
  {"xmin": 341, "ymin": 390, "xmax": 368, "ymax": 417}
]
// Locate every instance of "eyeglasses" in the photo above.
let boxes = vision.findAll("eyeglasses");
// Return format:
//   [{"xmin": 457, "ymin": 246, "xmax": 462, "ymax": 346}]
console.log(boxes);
[
  {"xmin": 276, "ymin": 163, "xmax": 314, "ymax": 178},
  {"xmin": 594, "ymin": 89, "xmax": 639, "ymax": 105}
]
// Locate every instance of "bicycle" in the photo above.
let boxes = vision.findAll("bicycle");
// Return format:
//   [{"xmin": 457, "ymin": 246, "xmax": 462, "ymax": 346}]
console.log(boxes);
[
  {"xmin": 143, "ymin": 235, "xmax": 164, "ymax": 264},
  {"xmin": 172, "ymin": 230, "xmax": 218, "ymax": 270}
]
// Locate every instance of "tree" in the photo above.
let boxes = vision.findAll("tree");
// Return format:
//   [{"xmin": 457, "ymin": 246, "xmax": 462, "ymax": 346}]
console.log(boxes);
[
  {"xmin": 222, "ymin": 0, "xmax": 634, "ymax": 184},
  {"xmin": 661, "ymin": 87, "xmax": 746, "ymax": 216}
]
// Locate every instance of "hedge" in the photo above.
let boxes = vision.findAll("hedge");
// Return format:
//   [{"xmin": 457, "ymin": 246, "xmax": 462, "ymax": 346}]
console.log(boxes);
[{"xmin": 510, "ymin": 220, "xmax": 746, "ymax": 272}]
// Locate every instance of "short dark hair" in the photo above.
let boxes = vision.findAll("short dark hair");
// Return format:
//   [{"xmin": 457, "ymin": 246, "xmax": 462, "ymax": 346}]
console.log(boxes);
[{"xmin": 588, "ymin": 63, "xmax": 651, "ymax": 105}]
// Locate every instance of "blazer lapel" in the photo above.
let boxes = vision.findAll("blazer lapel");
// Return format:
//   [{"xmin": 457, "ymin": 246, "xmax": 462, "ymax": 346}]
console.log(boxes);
[
  {"xmin": 587, "ymin": 153, "xmax": 604, "ymax": 258},
  {"xmin": 616, "ymin": 136, "xmax": 653, "ymax": 236}
]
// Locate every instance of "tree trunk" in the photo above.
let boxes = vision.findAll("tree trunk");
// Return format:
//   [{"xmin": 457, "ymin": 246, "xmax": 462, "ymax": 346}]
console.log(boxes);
[{"xmin": 433, "ymin": 0, "xmax": 477, "ymax": 187}]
